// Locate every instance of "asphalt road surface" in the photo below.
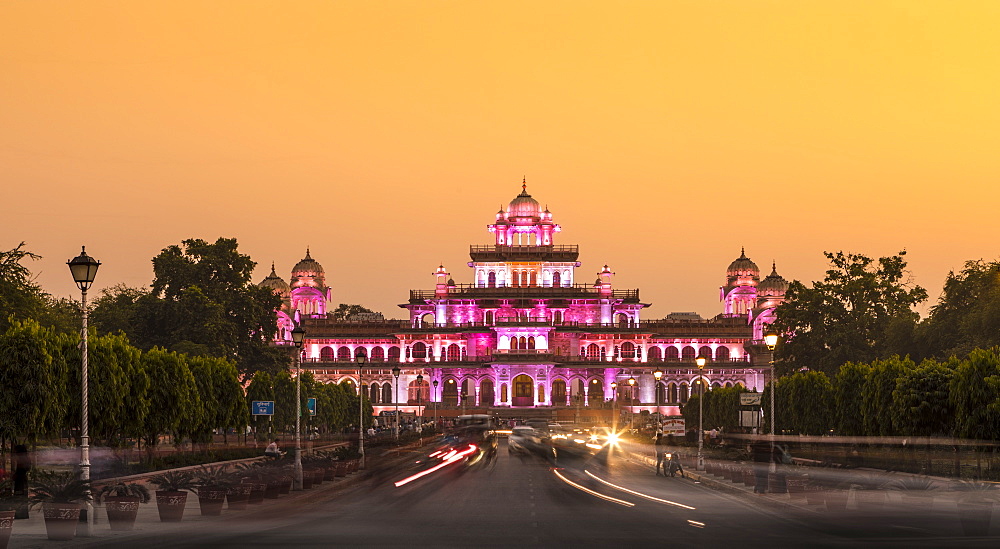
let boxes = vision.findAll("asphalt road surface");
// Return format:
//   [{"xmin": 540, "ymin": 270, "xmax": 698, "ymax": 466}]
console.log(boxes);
[{"xmin": 77, "ymin": 443, "xmax": 996, "ymax": 548}]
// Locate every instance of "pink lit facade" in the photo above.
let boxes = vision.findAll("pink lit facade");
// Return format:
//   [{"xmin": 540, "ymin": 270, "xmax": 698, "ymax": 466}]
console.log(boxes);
[{"xmin": 260, "ymin": 185, "xmax": 788, "ymax": 417}]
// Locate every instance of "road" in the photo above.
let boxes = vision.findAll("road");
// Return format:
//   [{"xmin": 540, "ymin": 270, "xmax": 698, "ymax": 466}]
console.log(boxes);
[{"xmin": 77, "ymin": 442, "xmax": 995, "ymax": 548}]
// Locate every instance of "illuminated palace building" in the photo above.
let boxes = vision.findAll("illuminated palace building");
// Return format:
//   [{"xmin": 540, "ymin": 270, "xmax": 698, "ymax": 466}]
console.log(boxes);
[{"xmin": 260, "ymin": 184, "xmax": 788, "ymax": 419}]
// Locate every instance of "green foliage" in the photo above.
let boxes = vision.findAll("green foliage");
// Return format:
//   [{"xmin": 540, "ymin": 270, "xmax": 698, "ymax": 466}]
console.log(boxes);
[
  {"xmin": 950, "ymin": 348, "xmax": 1000, "ymax": 440},
  {"xmin": 783, "ymin": 371, "xmax": 834, "ymax": 435},
  {"xmin": 141, "ymin": 348, "xmax": 202, "ymax": 448},
  {"xmin": 96, "ymin": 481, "xmax": 151, "ymax": 503},
  {"xmin": 149, "ymin": 470, "xmax": 197, "ymax": 492},
  {"xmin": 891, "ymin": 358, "xmax": 956, "ymax": 437},
  {"xmin": 187, "ymin": 355, "xmax": 249, "ymax": 444},
  {"xmin": 833, "ymin": 362, "xmax": 871, "ymax": 435},
  {"xmin": 919, "ymin": 260, "xmax": 1000, "ymax": 359},
  {"xmin": 90, "ymin": 284, "xmax": 148, "ymax": 337},
  {"xmin": 331, "ymin": 304, "xmax": 375, "ymax": 321},
  {"xmin": 773, "ymin": 251, "xmax": 927, "ymax": 375},
  {"xmin": 861, "ymin": 356, "xmax": 914, "ymax": 436},
  {"xmin": 29, "ymin": 471, "xmax": 91, "ymax": 505},
  {"xmin": 0, "ymin": 242, "xmax": 47, "ymax": 334},
  {"xmin": 0, "ymin": 319, "xmax": 66, "ymax": 444},
  {"xmin": 246, "ymin": 371, "xmax": 275, "ymax": 441}
]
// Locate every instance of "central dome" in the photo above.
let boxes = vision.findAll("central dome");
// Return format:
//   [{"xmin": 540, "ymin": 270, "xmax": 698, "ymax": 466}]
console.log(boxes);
[
  {"xmin": 508, "ymin": 183, "xmax": 541, "ymax": 218},
  {"xmin": 727, "ymin": 248, "xmax": 760, "ymax": 277}
]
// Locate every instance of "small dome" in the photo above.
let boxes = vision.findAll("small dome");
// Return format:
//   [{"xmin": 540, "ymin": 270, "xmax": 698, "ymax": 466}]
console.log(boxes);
[
  {"xmin": 258, "ymin": 263, "xmax": 290, "ymax": 294},
  {"xmin": 447, "ymin": 278, "xmax": 456, "ymax": 286},
  {"xmin": 759, "ymin": 262, "xmax": 789, "ymax": 295},
  {"xmin": 508, "ymin": 182, "xmax": 541, "ymax": 218},
  {"xmin": 292, "ymin": 248, "xmax": 324, "ymax": 275},
  {"xmin": 727, "ymin": 247, "xmax": 760, "ymax": 277}
]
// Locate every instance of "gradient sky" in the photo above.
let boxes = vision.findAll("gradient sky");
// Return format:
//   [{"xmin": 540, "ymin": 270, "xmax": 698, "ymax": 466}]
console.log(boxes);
[{"xmin": 3, "ymin": 1, "xmax": 999, "ymax": 319}]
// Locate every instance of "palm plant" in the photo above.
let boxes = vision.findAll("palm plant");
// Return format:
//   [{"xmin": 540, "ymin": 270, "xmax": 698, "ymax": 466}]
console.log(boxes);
[
  {"xmin": 28, "ymin": 471, "xmax": 91, "ymax": 506},
  {"xmin": 149, "ymin": 470, "xmax": 197, "ymax": 493},
  {"xmin": 954, "ymin": 479, "xmax": 1000, "ymax": 503},
  {"xmin": 890, "ymin": 475, "xmax": 937, "ymax": 492},
  {"xmin": 194, "ymin": 466, "xmax": 234, "ymax": 492},
  {"xmin": 96, "ymin": 481, "xmax": 152, "ymax": 503}
]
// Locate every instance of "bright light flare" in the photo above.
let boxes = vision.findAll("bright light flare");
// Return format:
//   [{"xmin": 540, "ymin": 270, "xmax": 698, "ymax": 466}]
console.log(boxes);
[
  {"xmin": 394, "ymin": 444, "xmax": 478, "ymax": 488},
  {"xmin": 552, "ymin": 469, "xmax": 634, "ymax": 507},
  {"xmin": 584, "ymin": 470, "xmax": 695, "ymax": 510}
]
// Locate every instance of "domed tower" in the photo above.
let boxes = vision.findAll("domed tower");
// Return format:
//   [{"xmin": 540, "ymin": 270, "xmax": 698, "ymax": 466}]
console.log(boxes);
[
  {"xmin": 487, "ymin": 180, "xmax": 561, "ymax": 246},
  {"xmin": 289, "ymin": 248, "xmax": 331, "ymax": 317},
  {"xmin": 258, "ymin": 263, "xmax": 291, "ymax": 307},
  {"xmin": 721, "ymin": 248, "xmax": 760, "ymax": 316},
  {"xmin": 752, "ymin": 261, "xmax": 789, "ymax": 339}
]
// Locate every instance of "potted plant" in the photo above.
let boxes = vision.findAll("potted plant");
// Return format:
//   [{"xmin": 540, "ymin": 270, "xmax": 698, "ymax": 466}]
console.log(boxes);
[
  {"xmin": 852, "ymin": 472, "xmax": 892, "ymax": 510},
  {"xmin": 954, "ymin": 480, "xmax": 999, "ymax": 536},
  {"xmin": 194, "ymin": 466, "xmax": 233, "ymax": 516},
  {"xmin": 233, "ymin": 463, "xmax": 266, "ymax": 505},
  {"xmin": 149, "ymin": 470, "xmax": 196, "ymax": 522},
  {"xmin": 0, "ymin": 479, "xmax": 22, "ymax": 549},
  {"xmin": 96, "ymin": 481, "xmax": 151, "ymax": 531},
  {"xmin": 27, "ymin": 471, "xmax": 91, "ymax": 541}
]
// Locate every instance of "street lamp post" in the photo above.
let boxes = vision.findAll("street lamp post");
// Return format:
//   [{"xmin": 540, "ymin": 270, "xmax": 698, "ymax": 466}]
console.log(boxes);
[
  {"xmin": 610, "ymin": 381, "xmax": 618, "ymax": 431},
  {"xmin": 653, "ymin": 368, "xmax": 663, "ymax": 433},
  {"xmin": 764, "ymin": 331, "xmax": 779, "ymax": 440},
  {"xmin": 432, "ymin": 379, "xmax": 439, "ymax": 429},
  {"xmin": 415, "ymin": 374, "xmax": 423, "ymax": 434},
  {"xmin": 392, "ymin": 366, "xmax": 401, "ymax": 440},
  {"xmin": 356, "ymin": 355, "xmax": 367, "ymax": 469},
  {"xmin": 695, "ymin": 356, "xmax": 707, "ymax": 470},
  {"xmin": 291, "ymin": 324, "xmax": 305, "ymax": 490},
  {"xmin": 67, "ymin": 247, "xmax": 100, "ymax": 535},
  {"xmin": 627, "ymin": 376, "xmax": 636, "ymax": 428}
]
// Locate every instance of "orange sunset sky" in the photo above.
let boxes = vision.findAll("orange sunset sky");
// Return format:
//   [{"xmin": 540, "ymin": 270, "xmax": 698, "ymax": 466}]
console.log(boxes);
[{"xmin": 3, "ymin": 1, "xmax": 999, "ymax": 319}]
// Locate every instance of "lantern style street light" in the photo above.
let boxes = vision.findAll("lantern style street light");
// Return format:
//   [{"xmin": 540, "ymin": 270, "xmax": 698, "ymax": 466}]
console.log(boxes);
[
  {"xmin": 392, "ymin": 366, "xmax": 401, "ymax": 439},
  {"xmin": 356, "ymin": 354, "xmax": 367, "ymax": 469},
  {"xmin": 695, "ymin": 356, "xmax": 707, "ymax": 470},
  {"xmin": 432, "ymin": 379, "xmax": 439, "ymax": 429},
  {"xmin": 764, "ymin": 330, "xmax": 780, "ymax": 440},
  {"xmin": 291, "ymin": 323, "xmax": 305, "ymax": 490},
  {"xmin": 610, "ymin": 381, "xmax": 618, "ymax": 430},
  {"xmin": 415, "ymin": 374, "xmax": 424, "ymax": 434},
  {"xmin": 67, "ymin": 246, "xmax": 100, "ymax": 534},
  {"xmin": 653, "ymin": 368, "xmax": 664, "ymax": 432}
]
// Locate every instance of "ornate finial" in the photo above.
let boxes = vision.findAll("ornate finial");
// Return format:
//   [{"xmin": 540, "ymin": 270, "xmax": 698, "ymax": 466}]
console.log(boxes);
[
  {"xmin": 740, "ymin": 246, "xmax": 746, "ymax": 258},
  {"xmin": 270, "ymin": 262, "xmax": 277, "ymax": 276},
  {"xmin": 305, "ymin": 247, "xmax": 312, "ymax": 260},
  {"xmin": 522, "ymin": 176, "xmax": 527, "ymax": 194}
]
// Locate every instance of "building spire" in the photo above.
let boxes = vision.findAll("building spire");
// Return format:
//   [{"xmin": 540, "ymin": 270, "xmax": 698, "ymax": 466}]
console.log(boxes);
[
  {"xmin": 305, "ymin": 247, "xmax": 312, "ymax": 260},
  {"xmin": 522, "ymin": 176, "xmax": 527, "ymax": 194}
]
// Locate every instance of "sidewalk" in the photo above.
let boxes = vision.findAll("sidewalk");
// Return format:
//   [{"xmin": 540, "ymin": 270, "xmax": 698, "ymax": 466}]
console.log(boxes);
[{"xmin": 8, "ymin": 442, "xmax": 428, "ymax": 548}]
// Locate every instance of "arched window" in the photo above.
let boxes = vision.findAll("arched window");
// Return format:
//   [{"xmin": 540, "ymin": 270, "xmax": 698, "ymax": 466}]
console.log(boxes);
[
  {"xmin": 648, "ymin": 346, "xmax": 662, "ymax": 362},
  {"xmin": 668, "ymin": 383, "xmax": 678, "ymax": 403},
  {"xmin": 337, "ymin": 347, "xmax": 351, "ymax": 361},
  {"xmin": 679, "ymin": 383, "xmax": 689, "ymax": 404},
  {"xmin": 586, "ymin": 343, "xmax": 600, "ymax": 359},
  {"xmin": 408, "ymin": 378, "xmax": 430, "ymax": 404},
  {"xmin": 656, "ymin": 381, "xmax": 666, "ymax": 404},
  {"xmin": 412, "ymin": 342, "xmax": 427, "ymax": 360},
  {"xmin": 551, "ymin": 380, "xmax": 567, "ymax": 406},
  {"xmin": 512, "ymin": 374, "xmax": 533, "ymax": 406},
  {"xmin": 698, "ymin": 346, "xmax": 712, "ymax": 360},
  {"xmin": 354, "ymin": 347, "xmax": 368, "ymax": 361},
  {"xmin": 371, "ymin": 346, "xmax": 385, "ymax": 362},
  {"xmin": 527, "ymin": 336, "xmax": 535, "ymax": 350},
  {"xmin": 387, "ymin": 346, "xmax": 401, "ymax": 362},
  {"xmin": 487, "ymin": 271, "xmax": 496, "ymax": 287},
  {"xmin": 442, "ymin": 379, "xmax": 458, "ymax": 405},
  {"xmin": 553, "ymin": 310, "xmax": 563, "ymax": 324},
  {"xmin": 681, "ymin": 346, "xmax": 696, "ymax": 360},
  {"xmin": 552, "ymin": 271, "xmax": 561, "ymax": 287},
  {"xmin": 589, "ymin": 379, "xmax": 605, "ymax": 402},
  {"xmin": 711, "ymin": 381, "xmax": 722, "ymax": 390},
  {"xmin": 369, "ymin": 383, "xmax": 379, "ymax": 404},
  {"xmin": 666, "ymin": 346, "xmax": 680, "ymax": 360},
  {"xmin": 320, "ymin": 346, "xmax": 335, "ymax": 361},
  {"xmin": 716, "ymin": 346, "xmax": 730, "ymax": 361},
  {"xmin": 480, "ymin": 379, "xmax": 495, "ymax": 406},
  {"xmin": 618, "ymin": 313, "xmax": 630, "ymax": 328},
  {"xmin": 382, "ymin": 382, "xmax": 393, "ymax": 403},
  {"xmin": 621, "ymin": 342, "xmax": 636, "ymax": 359},
  {"xmin": 460, "ymin": 379, "xmax": 473, "ymax": 405},
  {"xmin": 446, "ymin": 344, "xmax": 461, "ymax": 361},
  {"xmin": 484, "ymin": 310, "xmax": 494, "ymax": 325}
]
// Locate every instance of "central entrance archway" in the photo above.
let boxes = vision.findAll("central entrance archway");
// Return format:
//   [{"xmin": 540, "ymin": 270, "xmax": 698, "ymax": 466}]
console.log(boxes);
[{"xmin": 512, "ymin": 374, "xmax": 533, "ymax": 407}]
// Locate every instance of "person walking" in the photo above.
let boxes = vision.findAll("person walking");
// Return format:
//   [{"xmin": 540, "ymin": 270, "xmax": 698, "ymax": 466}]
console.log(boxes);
[{"xmin": 654, "ymin": 433, "xmax": 666, "ymax": 476}]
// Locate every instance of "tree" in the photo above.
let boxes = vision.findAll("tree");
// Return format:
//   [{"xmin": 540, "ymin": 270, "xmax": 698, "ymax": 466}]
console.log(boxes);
[
  {"xmin": 0, "ymin": 319, "xmax": 66, "ymax": 446},
  {"xmin": 783, "ymin": 371, "xmax": 834, "ymax": 435},
  {"xmin": 891, "ymin": 359, "xmax": 955, "ymax": 437},
  {"xmin": 0, "ymin": 242, "xmax": 47, "ymax": 333},
  {"xmin": 833, "ymin": 362, "xmax": 871, "ymax": 435},
  {"xmin": 950, "ymin": 348, "xmax": 1000, "ymax": 440},
  {"xmin": 861, "ymin": 356, "xmax": 915, "ymax": 437},
  {"xmin": 90, "ymin": 284, "xmax": 148, "ymax": 337},
  {"xmin": 246, "ymin": 371, "xmax": 275, "ymax": 441},
  {"xmin": 187, "ymin": 355, "xmax": 247, "ymax": 445},
  {"xmin": 773, "ymin": 251, "xmax": 927, "ymax": 375},
  {"xmin": 272, "ymin": 370, "xmax": 296, "ymax": 435},
  {"xmin": 919, "ymin": 260, "xmax": 1000, "ymax": 359},
  {"xmin": 140, "ymin": 348, "xmax": 201, "ymax": 451},
  {"xmin": 124, "ymin": 238, "xmax": 286, "ymax": 375},
  {"xmin": 331, "ymin": 304, "xmax": 375, "ymax": 321}
]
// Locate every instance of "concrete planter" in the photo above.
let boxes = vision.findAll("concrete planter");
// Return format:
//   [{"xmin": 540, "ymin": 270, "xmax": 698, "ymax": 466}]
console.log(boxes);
[
  {"xmin": 155, "ymin": 491, "xmax": 188, "ymax": 522},
  {"xmin": 245, "ymin": 482, "xmax": 266, "ymax": 504},
  {"xmin": 198, "ymin": 489, "xmax": 227, "ymax": 516},
  {"xmin": 0, "ymin": 510, "xmax": 14, "ymax": 549},
  {"xmin": 42, "ymin": 502, "xmax": 81, "ymax": 541},
  {"xmin": 226, "ymin": 484, "xmax": 252, "ymax": 511},
  {"xmin": 104, "ymin": 496, "xmax": 141, "ymax": 531},
  {"xmin": 957, "ymin": 501, "xmax": 993, "ymax": 537}
]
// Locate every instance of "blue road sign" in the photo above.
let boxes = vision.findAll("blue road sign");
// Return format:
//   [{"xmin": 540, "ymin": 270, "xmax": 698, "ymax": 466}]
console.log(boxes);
[
  {"xmin": 307, "ymin": 398, "xmax": 317, "ymax": 417},
  {"xmin": 252, "ymin": 401, "xmax": 274, "ymax": 416}
]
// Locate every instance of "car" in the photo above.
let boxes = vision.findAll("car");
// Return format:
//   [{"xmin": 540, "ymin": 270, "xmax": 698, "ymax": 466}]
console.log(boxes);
[{"xmin": 508, "ymin": 426, "xmax": 542, "ymax": 455}]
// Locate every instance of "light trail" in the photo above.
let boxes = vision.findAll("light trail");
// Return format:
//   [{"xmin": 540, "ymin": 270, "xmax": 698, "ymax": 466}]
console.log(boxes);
[
  {"xmin": 584, "ymin": 470, "xmax": 696, "ymax": 510},
  {"xmin": 394, "ymin": 444, "xmax": 477, "ymax": 488},
  {"xmin": 687, "ymin": 520, "xmax": 706, "ymax": 528},
  {"xmin": 552, "ymin": 469, "xmax": 635, "ymax": 508}
]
